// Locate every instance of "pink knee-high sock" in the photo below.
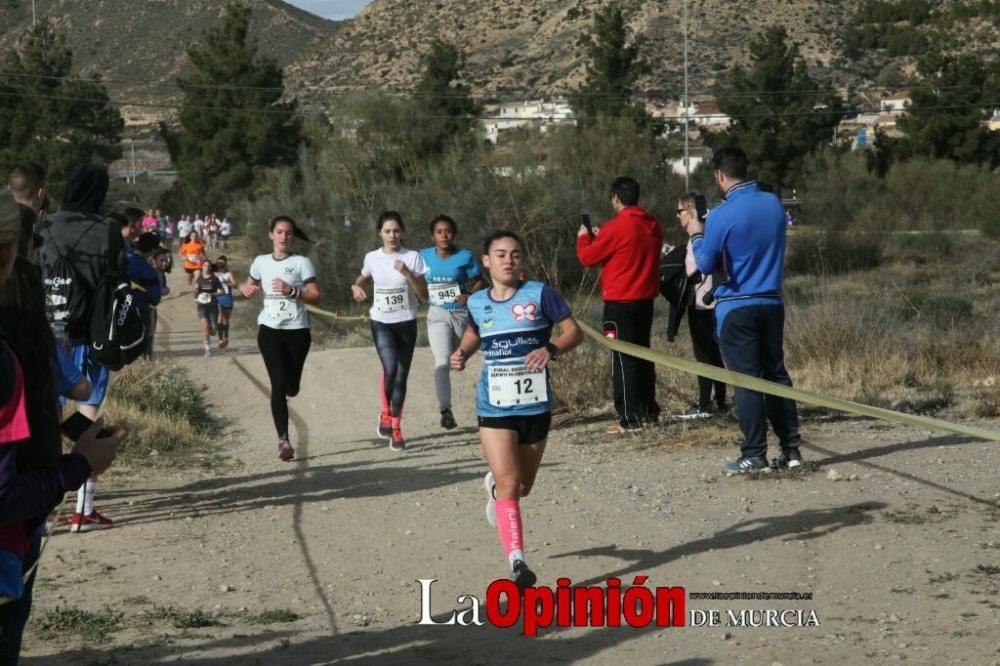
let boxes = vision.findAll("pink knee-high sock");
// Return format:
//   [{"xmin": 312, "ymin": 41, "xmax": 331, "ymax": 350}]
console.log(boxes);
[
  {"xmin": 495, "ymin": 498, "xmax": 525, "ymax": 566},
  {"xmin": 379, "ymin": 371, "xmax": 390, "ymax": 414}
]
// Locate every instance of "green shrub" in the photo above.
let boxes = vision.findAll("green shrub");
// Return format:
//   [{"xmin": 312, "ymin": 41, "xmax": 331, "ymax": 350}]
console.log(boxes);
[
  {"xmin": 786, "ymin": 231, "xmax": 885, "ymax": 275},
  {"xmin": 32, "ymin": 607, "xmax": 123, "ymax": 641},
  {"xmin": 918, "ymin": 294, "xmax": 974, "ymax": 330}
]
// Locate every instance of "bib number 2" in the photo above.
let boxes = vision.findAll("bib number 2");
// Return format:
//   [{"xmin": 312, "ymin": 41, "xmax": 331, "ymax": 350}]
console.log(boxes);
[
  {"xmin": 488, "ymin": 365, "xmax": 548, "ymax": 408},
  {"xmin": 265, "ymin": 296, "xmax": 298, "ymax": 321}
]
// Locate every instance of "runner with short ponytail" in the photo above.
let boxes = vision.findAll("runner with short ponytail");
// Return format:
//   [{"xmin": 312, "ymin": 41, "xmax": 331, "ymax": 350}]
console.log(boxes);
[{"xmin": 239, "ymin": 216, "xmax": 321, "ymax": 461}]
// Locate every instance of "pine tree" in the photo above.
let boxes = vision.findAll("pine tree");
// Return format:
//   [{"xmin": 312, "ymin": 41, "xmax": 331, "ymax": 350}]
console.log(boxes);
[
  {"xmin": 896, "ymin": 53, "xmax": 1000, "ymax": 167},
  {"xmin": 162, "ymin": 1, "xmax": 301, "ymax": 211},
  {"xmin": 411, "ymin": 40, "xmax": 481, "ymax": 160},
  {"xmin": 710, "ymin": 26, "xmax": 841, "ymax": 192},
  {"xmin": 0, "ymin": 20, "xmax": 123, "ymax": 197},
  {"xmin": 570, "ymin": 3, "xmax": 651, "ymax": 126}
]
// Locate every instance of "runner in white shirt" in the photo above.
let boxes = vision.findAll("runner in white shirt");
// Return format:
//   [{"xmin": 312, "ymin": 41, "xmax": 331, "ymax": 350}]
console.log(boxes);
[
  {"xmin": 240, "ymin": 216, "xmax": 322, "ymax": 462},
  {"xmin": 177, "ymin": 216, "xmax": 192, "ymax": 242},
  {"xmin": 219, "ymin": 218, "xmax": 232, "ymax": 248},
  {"xmin": 351, "ymin": 211, "xmax": 428, "ymax": 452},
  {"xmin": 214, "ymin": 255, "xmax": 237, "ymax": 349}
]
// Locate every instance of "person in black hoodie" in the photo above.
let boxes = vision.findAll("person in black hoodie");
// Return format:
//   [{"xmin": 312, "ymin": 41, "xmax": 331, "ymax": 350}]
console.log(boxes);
[
  {"xmin": 0, "ymin": 189, "xmax": 123, "ymax": 664},
  {"xmin": 35, "ymin": 164, "xmax": 126, "ymax": 532}
]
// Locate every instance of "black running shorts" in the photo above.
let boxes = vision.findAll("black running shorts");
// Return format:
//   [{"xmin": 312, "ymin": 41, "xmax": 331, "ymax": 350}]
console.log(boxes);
[{"xmin": 477, "ymin": 412, "xmax": 552, "ymax": 445}]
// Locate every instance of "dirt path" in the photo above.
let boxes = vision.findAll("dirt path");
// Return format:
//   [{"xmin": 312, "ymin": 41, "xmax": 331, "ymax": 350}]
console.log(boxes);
[{"xmin": 19, "ymin": 267, "xmax": 1000, "ymax": 665}]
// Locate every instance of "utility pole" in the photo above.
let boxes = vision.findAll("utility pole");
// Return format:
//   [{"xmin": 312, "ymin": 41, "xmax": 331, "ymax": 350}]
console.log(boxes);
[
  {"xmin": 32, "ymin": 0, "xmax": 36, "ymax": 25},
  {"xmin": 683, "ymin": 0, "xmax": 690, "ymax": 191}
]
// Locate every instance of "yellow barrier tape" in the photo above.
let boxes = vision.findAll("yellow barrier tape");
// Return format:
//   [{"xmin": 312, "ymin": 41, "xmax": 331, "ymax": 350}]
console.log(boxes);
[
  {"xmin": 578, "ymin": 321, "xmax": 1000, "ymax": 443},
  {"xmin": 305, "ymin": 304, "xmax": 370, "ymax": 321}
]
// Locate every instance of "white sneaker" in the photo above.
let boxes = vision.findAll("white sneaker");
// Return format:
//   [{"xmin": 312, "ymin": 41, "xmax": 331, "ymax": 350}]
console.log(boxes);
[
  {"xmin": 203, "ymin": 347, "xmax": 211, "ymax": 357},
  {"xmin": 484, "ymin": 471, "xmax": 496, "ymax": 527}
]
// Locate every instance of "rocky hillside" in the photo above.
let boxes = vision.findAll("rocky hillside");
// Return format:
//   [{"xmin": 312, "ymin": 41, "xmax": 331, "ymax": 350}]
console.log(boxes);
[
  {"xmin": 3, "ymin": 0, "xmax": 997, "ymax": 123},
  {"xmin": 0, "ymin": 0, "xmax": 340, "ymax": 122},
  {"xmin": 288, "ymin": 0, "xmax": 867, "ymax": 100}
]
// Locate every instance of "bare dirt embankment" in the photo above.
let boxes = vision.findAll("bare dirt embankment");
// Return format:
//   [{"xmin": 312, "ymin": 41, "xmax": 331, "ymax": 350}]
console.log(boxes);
[{"xmin": 18, "ymin": 265, "xmax": 1000, "ymax": 665}]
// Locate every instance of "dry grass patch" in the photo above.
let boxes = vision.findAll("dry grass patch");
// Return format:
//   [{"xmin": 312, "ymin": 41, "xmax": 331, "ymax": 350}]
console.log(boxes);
[{"xmin": 95, "ymin": 360, "xmax": 220, "ymax": 469}]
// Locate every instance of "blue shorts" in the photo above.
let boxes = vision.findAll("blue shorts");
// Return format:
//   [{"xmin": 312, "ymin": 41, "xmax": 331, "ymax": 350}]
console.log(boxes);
[
  {"xmin": 68, "ymin": 344, "xmax": 110, "ymax": 407},
  {"xmin": 217, "ymin": 294, "xmax": 234, "ymax": 310}
]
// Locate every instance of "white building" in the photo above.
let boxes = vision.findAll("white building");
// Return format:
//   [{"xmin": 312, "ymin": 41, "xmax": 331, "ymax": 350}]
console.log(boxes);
[
  {"xmin": 667, "ymin": 155, "xmax": 705, "ymax": 177},
  {"xmin": 880, "ymin": 90, "xmax": 911, "ymax": 115},
  {"xmin": 482, "ymin": 99, "xmax": 575, "ymax": 144},
  {"xmin": 692, "ymin": 101, "xmax": 732, "ymax": 129},
  {"xmin": 988, "ymin": 109, "xmax": 1000, "ymax": 132}
]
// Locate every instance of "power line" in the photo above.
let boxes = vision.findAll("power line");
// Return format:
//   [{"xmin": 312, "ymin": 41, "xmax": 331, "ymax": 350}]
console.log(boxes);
[
  {"xmin": 1, "ymin": 87, "xmax": 996, "ymax": 123},
  {"xmin": 2, "ymin": 68, "xmax": 998, "ymax": 102}
]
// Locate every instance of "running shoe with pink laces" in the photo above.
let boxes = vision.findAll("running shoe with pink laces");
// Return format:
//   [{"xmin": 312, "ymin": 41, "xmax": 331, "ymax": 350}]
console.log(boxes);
[
  {"xmin": 389, "ymin": 427, "xmax": 406, "ymax": 452},
  {"xmin": 377, "ymin": 411, "xmax": 392, "ymax": 439}
]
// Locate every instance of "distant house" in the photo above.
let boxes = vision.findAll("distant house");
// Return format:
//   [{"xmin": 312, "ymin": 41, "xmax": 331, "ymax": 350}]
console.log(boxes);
[
  {"xmin": 988, "ymin": 109, "xmax": 1000, "ymax": 132},
  {"xmin": 692, "ymin": 101, "xmax": 731, "ymax": 130},
  {"xmin": 880, "ymin": 90, "xmax": 911, "ymax": 115},
  {"xmin": 837, "ymin": 111, "xmax": 903, "ymax": 149},
  {"xmin": 482, "ymin": 99, "xmax": 575, "ymax": 144},
  {"xmin": 667, "ymin": 155, "xmax": 705, "ymax": 176}
]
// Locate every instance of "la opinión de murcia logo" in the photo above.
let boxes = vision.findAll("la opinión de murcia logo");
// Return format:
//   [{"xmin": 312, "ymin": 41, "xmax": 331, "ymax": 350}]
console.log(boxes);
[
  {"xmin": 417, "ymin": 578, "xmax": 821, "ymax": 636},
  {"xmin": 418, "ymin": 577, "xmax": 684, "ymax": 636}
]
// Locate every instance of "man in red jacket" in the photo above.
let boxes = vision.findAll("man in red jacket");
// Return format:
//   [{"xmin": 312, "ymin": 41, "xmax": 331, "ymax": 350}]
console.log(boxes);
[{"xmin": 577, "ymin": 177, "xmax": 664, "ymax": 433}]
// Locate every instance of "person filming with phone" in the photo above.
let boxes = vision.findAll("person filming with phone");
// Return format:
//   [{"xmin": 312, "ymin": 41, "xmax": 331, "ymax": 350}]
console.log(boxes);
[
  {"xmin": 685, "ymin": 146, "xmax": 802, "ymax": 475},
  {"xmin": 576, "ymin": 176, "xmax": 664, "ymax": 434}
]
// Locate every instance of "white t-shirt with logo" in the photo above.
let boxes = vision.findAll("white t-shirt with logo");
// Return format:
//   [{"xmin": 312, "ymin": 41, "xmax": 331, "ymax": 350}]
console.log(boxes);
[
  {"xmin": 249, "ymin": 253, "xmax": 317, "ymax": 330},
  {"xmin": 361, "ymin": 247, "xmax": 427, "ymax": 324}
]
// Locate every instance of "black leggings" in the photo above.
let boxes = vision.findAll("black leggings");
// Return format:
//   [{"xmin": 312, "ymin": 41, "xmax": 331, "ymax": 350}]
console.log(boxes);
[
  {"xmin": 257, "ymin": 325, "xmax": 312, "ymax": 438},
  {"xmin": 687, "ymin": 307, "xmax": 727, "ymax": 409},
  {"xmin": 370, "ymin": 319, "xmax": 417, "ymax": 416}
]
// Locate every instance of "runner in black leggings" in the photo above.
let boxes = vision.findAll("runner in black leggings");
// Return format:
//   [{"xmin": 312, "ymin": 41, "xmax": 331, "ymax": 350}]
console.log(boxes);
[
  {"xmin": 351, "ymin": 211, "xmax": 428, "ymax": 452},
  {"xmin": 239, "ymin": 216, "xmax": 321, "ymax": 461}
]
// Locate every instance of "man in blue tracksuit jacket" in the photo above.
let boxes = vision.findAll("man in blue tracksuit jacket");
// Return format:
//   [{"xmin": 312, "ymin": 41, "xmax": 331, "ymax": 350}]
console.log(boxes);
[{"xmin": 685, "ymin": 146, "xmax": 802, "ymax": 474}]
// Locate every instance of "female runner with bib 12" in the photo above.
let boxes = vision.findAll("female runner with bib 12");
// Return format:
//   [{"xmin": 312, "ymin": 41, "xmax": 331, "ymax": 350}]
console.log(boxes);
[
  {"xmin": 240, "ymin": 216, "xmax": 321, "ymax": 462},
  {"xmin": 351, "ymin": 211, "xmax": 428, "ymax": 452},
  {"xmin": 450, "ymin": 230, "xmax": 583, "ymax": 589}
]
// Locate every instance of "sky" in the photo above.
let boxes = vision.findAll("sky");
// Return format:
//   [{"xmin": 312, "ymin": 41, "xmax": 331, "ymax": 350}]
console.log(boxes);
[{"xmin": 286, "ymin": 0, "xmax": 373, "ymax": 21}]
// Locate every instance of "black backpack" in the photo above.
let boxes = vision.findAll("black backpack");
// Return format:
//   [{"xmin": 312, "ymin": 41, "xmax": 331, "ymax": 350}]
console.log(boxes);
[
  {"xmin": 88, "ymin": 224, "xmax": 146, "ymax": 371},
  {"xmin": 42, "ymin": 220, "xmax": 99, "ymax": 339}
]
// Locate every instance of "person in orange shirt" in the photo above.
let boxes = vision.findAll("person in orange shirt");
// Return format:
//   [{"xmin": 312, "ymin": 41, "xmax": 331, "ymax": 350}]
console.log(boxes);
[{"xmin": 178, "ymin": 231, "xmax": 205, "ymax": 286}]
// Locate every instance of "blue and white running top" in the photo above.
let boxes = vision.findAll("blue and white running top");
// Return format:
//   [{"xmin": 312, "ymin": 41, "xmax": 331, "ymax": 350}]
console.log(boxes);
[
  {"xmin": 467, "ymin": 281, "xmax": 572, "ymax": 417},
  {"xmin": 418, "ymin": 247, "xmax": 481, "ymax": 311}
]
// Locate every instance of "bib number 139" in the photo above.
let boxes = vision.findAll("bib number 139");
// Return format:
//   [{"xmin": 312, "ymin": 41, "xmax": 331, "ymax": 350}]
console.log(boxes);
[
  {"xmin": 375, "ymin": 287, "xmax": 409, "ymax": 313},
  {"xmin": 488, "ymin": 365, "xmax": 548, "ymax": 407}
]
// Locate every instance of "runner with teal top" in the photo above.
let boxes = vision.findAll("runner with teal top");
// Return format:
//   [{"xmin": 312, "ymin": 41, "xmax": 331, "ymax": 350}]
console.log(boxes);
[
  {"xmin": 419, "ymin": 214, "xmax": 485, "ymax": 430},
  {"xmin": 450, "ymin": 230, "xmax": 583, "ymax": 589}
]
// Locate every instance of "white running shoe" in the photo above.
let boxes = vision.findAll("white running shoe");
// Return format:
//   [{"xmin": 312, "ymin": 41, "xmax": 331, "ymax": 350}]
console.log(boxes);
[{"xmin": 484, "ymin": 471, "xmax": 496, "ymax": 526}]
